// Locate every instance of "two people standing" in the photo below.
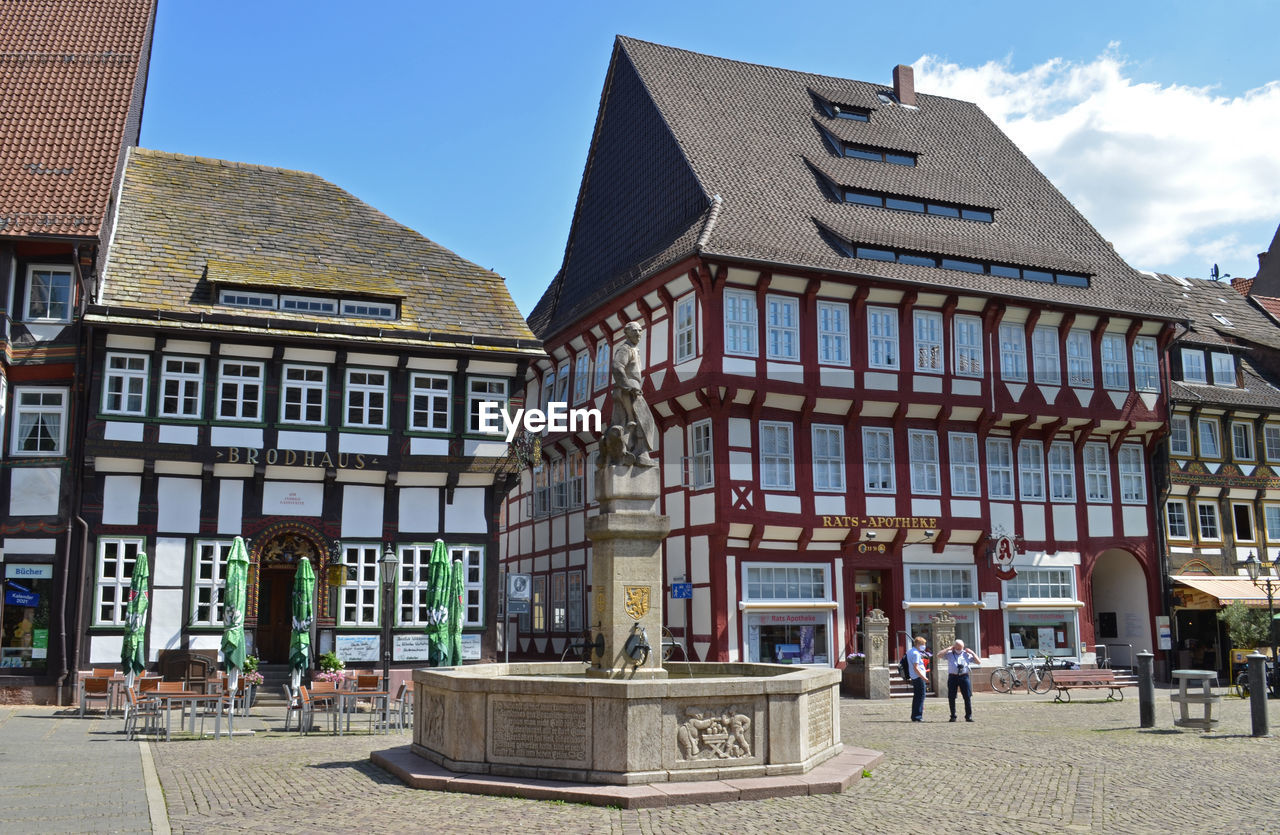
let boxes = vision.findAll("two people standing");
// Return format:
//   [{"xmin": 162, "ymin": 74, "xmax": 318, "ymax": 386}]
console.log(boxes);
[{"xmin": 908, "ymin": 636, "xmax": 980, "ymax": 723}]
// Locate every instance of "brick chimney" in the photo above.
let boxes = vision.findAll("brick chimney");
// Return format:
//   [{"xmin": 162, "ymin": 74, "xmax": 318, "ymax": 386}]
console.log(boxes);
[{"xmin": 893, "ymin": 64, "xmax": 916, "ymax": 106}]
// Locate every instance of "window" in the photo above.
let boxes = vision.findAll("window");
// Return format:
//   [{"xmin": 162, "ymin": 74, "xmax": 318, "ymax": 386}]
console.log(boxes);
[
  {"xmin": 1101, "ymin": 334, "xmax": 1129, "ymax": 390},
  {"xmin": 555, "ymin": 361, "xmax": 570, "ymax": 403},
  {"xmin": 687, "ymin": 420, "xmax": 713, "ymax": 490},
  {"xmin": 746, "ymin": 565, "xmax": 828, "ymax": 600},
  {"xmin": 817, "ymin": 301, "xmax": 850, "ymax": 365},
  {"xmin": 95, "ymin": 538, "xmax": 142, "ymax": 625},
  {"xmin": 1212, "ymin": 312, "xmax": 1234, "ymax": 327},
  {"xmin": 1066, "ymin": 330, "xmax": 1093, "ymax": 387},
  {"xmin": 409, "ymin": 373, "xmax": 450, "ymax": 432},
  {"xmin": 1166, "ymin": 501, "xmax": 1189, "ymax": 539},
  {"xmin": 766, "ymin": 295, "xmax": 799, "ymax": 360},
  {"xmin": 1133, "ymin": 337, "xmax": 1159, "ymax": 392},
  {"xmin": 219, "ymin": 289, "xmax": 276, "ymax": 310},
  {"xmin": 1005, "ymin": 568, "xmax": 1073, "ymax": 600},
  {"xmin": 907, "ymin": 566, "xmax": 974, "ymax": 600},
  {"xmin": 953, "ymin": 315, "xmax": 982, "ymax": 376},
  {"xmin": 23, "ymin": 266, "xmax": 73, "ymax": 322},
  {"xmin": 812, "ymin": 425, "xmax": 845, "ymax": 492},
  {"xmin": 532, "ymin": 575, "xmax": 547, "ymax": 632},
  {"xmin": 281, "ymin": 365, "xmax": 327, "ymax": 425},
  {"xmin": 999, "ymin": 324, "xmax": 1027, "ymax": 382},
  {"xmin": 1266, "ymin": 505, "xmax": 1280, "ymax": 541},
  {"xmin": 867, "ymin": 307, "xmax": 899, "ymax": 370},
  {"xmin": 1170, "ymin": 415, "xmax": 1191, "ymax": 456},
  {"xmin": 551, "ymin": 572, "xmax": 567, "ymax": 631},
  {"xmin": 550, "ymin": 457, "xmax": 567, "ymax": 512},
  {"xmin": 192, "ymin": 541, "xmax": 231, "ymax": 626},
  {"xmin": 568, "ymin": 453, "xmax": 585, "ymax": 507},
  {"xmin": 949, "ymin": 433, "xmax": 980, "ymax": 497},
  {"xmin": 908, "ymin": 430, "xmax": 940, "ymax": 494},
  {"xmin": 835, "ymin": 240, "xmax": 1090, "ymax": 287},
  {"xmin": 760, "ymin": 422, "xmax": 794, "ymax": 490},
  {"xmin": 913, "ymin": 311, "xmax": 943, "ymax": 373},
  {"xmin": 674, "ymin": 295, "xmax": 697, "ymax": 364},
  {"xmin": 1018, "ymin": 442, "xmax": 1045, "ymax": 501},
  {"xmin": 102, "ymin": 353, "xmax": 149, "ymax": 416},
  {"xmin": 1181, "ymin": 349, "xmax": 1207, "ymax": 383},
  {"xmin": 532, "ymin": 465, "xmax": 549, "ymax": 517},
  {"xmin": 13, "ymin": 387, "xmax": 67, "ymax": 455},
  {"xmin": 840, "ymin": 142, "xmax": 917, "ymax": 166},
  {"xmin": 341, "ymin": 299, "xmax": 396, "ymax": 319},
  {"xmin": 397, "ymin": 544, "xmax": 437, "ymax": 626},
  {"xmin": 1212, "ymin": 353, "xmax": 1236, "ymax": 386},
  {"xmin": 1048, "ymin": 441, "xmax": 1075, "ymax": 502},
  {"xmin": 1197, "ymin": 503, "xmax": 1220, "ymax": 540},
  {"xmin": 159, "ymin": 357, "xmax": 204, "ymax": 419},
  {"xmin": 217, "ymin": 361, "xmax": 263, "ymax": 421},
  {"xmin": 594, "ymin": 341, "xmax": 610, "ymax": 390},
  {"xmin": 724, "ymin": 289, "xmax": 758, "ymax": 356},
  {"xmin": 280, "ymin": 295, "xmax": 337, "ymax": 315},
  {"xmin": 1198, "ymin": 418, "xmax": 1221, "ymax": 458},
  {"xmin": 1118, "ymin": 445, "xmax": 1145, "ymax": 504},
  {"xmin": 468, "ymin": 377, "xmax": 508, "ymax": 434},
  {"xmin": 1232, "ymin": 422, "xmax": 1255, "ymax": 461},
  {"xmin": 567, "ymin": 570, "xmax": 584, "ymax": 633},
  {"xmin": 840, "ymin": 189, "xmax": 992, "ymax": 222},
  {"xmin": 1032, "ymin": 326, "xmax": 1060, "ymax": 385},
  {"xmin": 453, "ymin": 544, "xmax": 484, "ymax": 626},
  {"xmin": 339, "ymin": 544, "xmax": 380, "ymax": 625},
  {"xmin": 345, "ymin": 369, "xmax": 388, "ymax": 428},
  {"xmin": 573, "ymin": 352, "xmax": 591, "ymax": 404},
  {"xmin": 830, "ymin": 103, "xmax": 870, "ymax": 121},
  {"xmin": 987, "ymin": 438, "xmax": 1014, "ymax": 500},
  {"xmin": 863, "ymin": 427, "xmax": 894, "ymax": 492},
  {"xmin": 1267, "ymin": 425, "xmax": 1280, "ymax": 463},
  {"xmin": 1082, "ymin": 442, "xmax": 1111, "ymax": 502},
  {"xmin": 1233, "ymin": 504, "xmax": 1256, "ymax": 542}
]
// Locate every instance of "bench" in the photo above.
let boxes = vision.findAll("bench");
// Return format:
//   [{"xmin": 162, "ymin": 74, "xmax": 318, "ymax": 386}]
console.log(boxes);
[{"xmin": 1051, "ymin": 669, "xmax": 1130, "ymax": 703}]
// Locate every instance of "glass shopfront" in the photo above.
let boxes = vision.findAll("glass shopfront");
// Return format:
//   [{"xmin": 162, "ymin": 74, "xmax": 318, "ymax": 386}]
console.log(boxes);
[
  {"xmin": 1006, "ymin": 609, "xmax": 1079, "ymax": 658},
  {"xmin": 745, "ymin": 611, "xmax": 831, "ymax": 666},
  {"xmin": 2, "ymin": 563, "xmax": 52, "ymax": 671}
]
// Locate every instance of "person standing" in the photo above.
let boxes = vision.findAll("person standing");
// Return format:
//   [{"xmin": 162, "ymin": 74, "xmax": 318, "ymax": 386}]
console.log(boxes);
[
  {"xmin": 908, "ymin": 635, "xmax": 929, "ymax": 722},
  {"xmin": 942, "ymin": 639, "xmax": 979, "ymax": 722}
]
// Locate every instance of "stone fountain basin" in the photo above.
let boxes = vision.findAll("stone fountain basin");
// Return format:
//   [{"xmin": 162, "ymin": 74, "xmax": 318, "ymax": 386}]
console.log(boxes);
[{"xmin": 412, "ymin": 661, "xmax": 842, "ymax": 785}]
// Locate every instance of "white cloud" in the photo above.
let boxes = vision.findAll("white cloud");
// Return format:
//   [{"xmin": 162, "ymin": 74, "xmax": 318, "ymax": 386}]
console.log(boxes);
[{"xmin": 914, "ymin": 47, "xmax": 1280, "ymax": 276}]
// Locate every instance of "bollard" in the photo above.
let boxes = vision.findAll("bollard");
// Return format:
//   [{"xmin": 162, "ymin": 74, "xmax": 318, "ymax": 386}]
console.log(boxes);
[
  {"xmin": 1249, "ymin": 652, "xmax": 1269, "ymax": 737},
  {"xmin": 1136, "ymin": 650, "xmax": 1155, "ymax": 728}
]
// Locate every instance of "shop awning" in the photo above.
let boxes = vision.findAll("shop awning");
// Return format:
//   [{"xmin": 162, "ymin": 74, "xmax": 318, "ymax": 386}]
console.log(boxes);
[{"xmin": 1171, "ymin": 575, "xmax": 1274, "ymax": 607}]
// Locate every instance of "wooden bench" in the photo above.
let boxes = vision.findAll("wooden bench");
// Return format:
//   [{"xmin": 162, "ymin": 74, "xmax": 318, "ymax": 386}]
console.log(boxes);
[{"xmin": 1051, "ymin": 669, "xmax": 1130, "ymax": 703}]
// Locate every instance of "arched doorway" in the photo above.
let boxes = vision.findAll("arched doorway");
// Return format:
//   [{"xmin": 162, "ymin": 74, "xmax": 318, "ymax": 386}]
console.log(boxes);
[
  {"xmin": 252, "ymin": 526, "xmax": 325, "ymax": 664},
  {"xmin": 1090, "ymin": 549, "xmax": 1153, "ymax": 669}
]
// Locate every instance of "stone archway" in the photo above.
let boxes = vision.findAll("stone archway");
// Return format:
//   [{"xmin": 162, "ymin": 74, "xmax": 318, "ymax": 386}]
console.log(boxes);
[
  {"xmin": 1089, "ymin": 549, "xmax": 1153, "ymax": 669},
  {"xmin": 249, "ymin": 523, "xmax": 328, "ymax": 664}
]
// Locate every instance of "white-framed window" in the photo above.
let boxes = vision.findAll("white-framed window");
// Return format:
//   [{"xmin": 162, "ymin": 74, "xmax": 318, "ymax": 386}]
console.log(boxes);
[
  {"xmin": 1048, "ymin": 441, "xmax": 1075, "ymax": 502},
  {"xmin": 219, "ymin": 289, "xmax": 276, "ymax": 310},
  {"xmin": 550, "ymin": 457, "xmax": 567, "ymax": 512},
  {"xmin": 949, "ymin": 433, "xmax": 980, "ymax": 497},
  {"xmin": 766, "ymin": 295, "xmax": 799, "ymax": 360},
  {"xmin": 452, "ymin": 544, "xmax": 485, "ymax": 628},
  {"xmin": 341, "ymin": 299, "xmax": 396, "ymax": 319},
  {"xmin": 95, "ymin": 537, "xmax": 143, "ymax": 625},
  {"xmin": 863, "ymin": 427, "xmax": 894, "ymax": 493},
  {"xmin": 540, "ymin": 369, "xmax": 555, "ymax": 415},
  {"xmin": 23, "ymin": 265, "xmax": 73, "ymax": 322},
  {"xmin": 159, "ymin": 356, "xmax": 204, "ymax": 419},
  {"xmin": 986, "ymin": 437, "xmax": 1014, "ymax": 500},
  {"xmin": 1232, "ymin": 422, "xmax": 1255, "ymax": 461},
  {"xmin": 281, "ymin": 365, "xmax": 327, "ymax": 425},
  {"xmin": 1265, "ymin": 504, "xmax": 1280, "ymax": 541},
  {"xmin": 1018, "ymin": 441, "xmax": 1045, "ymax": 501},
  {"xmin": 1197, "ymin": 502, "xmax": 1220, "ymax": 540},
  {"xmin": 1005, "ymin": 568, "xmax": 1074, "ymax": 600},
  {"xmin": 409, "ymin": 373, "xmax": 450, "ymax": 432},
  {"xmin": 568, "ymin": 453, "xmax": 585, "ymax": 507},
  {"xmin": 913, "ymin": 310, "xmax": 943, "ymax": 373},
  {"xmin": 468, "ymin": 377, "xmax": 508, "ymax": 434},
  {"xmin": 339, "ymin": 544, "xmax": 381, "ymax": 626},
  {"xmin": 13, "ymin": 387, "xmax": 67, "ymax": 455},
  {"xmin": 907, "ymin": 566, "xmax": 975, "ymax": 600},
  {"xmin": 1181, "ymin": 349, "xmax": 1208, "ymax": 383},
  {"xmin": 674, "ymin": 295, "xmax": 698, "ymax": 364},
  {"xmin": 1118, "ymin": 445, "xmax": 1145, "ymax": 504},
  {"xmin": 1066, "ymin": 330, "xmax": 1094, "ymax": 387},
  {"xmin": 1166, "ymin": 500, "xmax": 1190, "ymax": 539},
  {"xmin": 1101, "ymin": 334, "xmax": 1129, "ymax": 390},
  {"xmin": 102, "ymin": 353, "xmax": 149, "ymax": 416},
  {"xmin": 1133, "ymin": 336, "xmax": 1160, "ymax": 392},
  {"xmin": 345, "ymin": 369, "xmax": 388, "ymax": 429},
  {"xmin": 1212, "ymin": 352, "xmax": 1236, "ymax": 386},
  {"xmin": 280, "ymin": 295, "xmax": 337, "ymax": 315},
  {"xmin": 1032, "ymin": 326, "xmax": 1060, "ymax": 385},
  {"xmin": 745, "ymin": 563, "xmax": 830, "ymax": 601},
  {"xmin": 573, "ymin": 352, "xmax": 591, "ymax": 404},
  {"xmin": 217, "ymin": 361, "xmax": 263, "ymax": 422},
  {"xmin": 953, "ymin": 315, "xmax": 982, "ymax": 377},
  {"xmin": 532, "ymin": 465, "xmax": 550, "ymax": 517},
  {"xmin": 567, "ymin": 569, "xmax": 584, "ymax": 633},
  {"xmin": 687, "ymin": 419, "xmax": 713, "ymax": 490},
  {"xmin": 1267, "ymin": 425, "xmax": 1280, "ymax": 463},
  {"xmin": 554, "ymin": 361, "xmax": 570, "ymax": 403},
  {"xmin": 760, "ymin": 422, "xmax": 794, "ymax": 490},
  {"xmin": 1170, "ymin": 415, "xmax": 1192, "ymax": 456},
  {"xmin": 1198, "ymin": 418, "xmax": 1221, "ymax": 458},
  {"xmin": 1083, "ymin": 442, "xmax": 1111, "ymax": 502},
  {"xmin": 594, "ymin": 341, "xmax": 610, "ymax": 391},
  {"xmin": 868, "ymin": 306, "xmax": 899, "ymax": 370},
  {"xmin": 817, "ymin": 300, "xmax": 850, "ymax": 365},
  {"xmin": 812, "ymin": 424, "xmax": 845, "ymax": 492},
  {"xmin": 191, "ymin": 540, "xmax": 232, "ymax": 626},
  {"xmin": 397, "ymin": 544, "xmax": 437, "ymax": 626},
  {"xmin": 1233, "ymin": 503, "xmax": 1256, "ymax": 543},
  {"xmin": 908, "ymin": 429, "xmax": 940, "ymax": 494},
  {"xmin": 999, "ymin": 323, "xmax": 1027, "ymax": 382},
  {"xmin": 724, "ymin": 289, "xmax": 758, "ymax": 357}
]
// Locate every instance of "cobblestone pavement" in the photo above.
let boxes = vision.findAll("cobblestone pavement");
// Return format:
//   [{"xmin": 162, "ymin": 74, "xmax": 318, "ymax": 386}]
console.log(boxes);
[{"xmin": 7, "ymin": 691, "xmax": 1280, "ymax": 833}]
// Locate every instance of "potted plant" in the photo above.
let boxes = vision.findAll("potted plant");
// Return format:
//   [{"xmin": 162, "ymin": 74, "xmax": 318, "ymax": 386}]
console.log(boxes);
[
  {"xmin": 315, "ymin": 650, "xmax": 345, "ymax": 685},
  {"xmin": 241, "ymin": 655, "xmax": 263, "ymax": 706}
]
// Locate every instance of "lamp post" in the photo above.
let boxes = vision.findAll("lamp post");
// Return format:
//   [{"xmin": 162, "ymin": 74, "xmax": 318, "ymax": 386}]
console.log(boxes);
[
  {"xmin": 1244, "ymin": 551, "xmax": 1278, "ymax": 697},
  {"xmin": 380, "ymin": 544, "xmax": 399, "ymax": 690}
]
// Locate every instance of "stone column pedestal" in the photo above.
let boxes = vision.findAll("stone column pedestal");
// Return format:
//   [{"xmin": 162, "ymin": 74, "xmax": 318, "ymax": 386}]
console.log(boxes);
[
  {"xmin": 929, "ymin": 611, "xmax": 957, "ymax": 696},
  {"xmin": 863, "ymin": 608, "xmax": 891, "ymax": 700}
]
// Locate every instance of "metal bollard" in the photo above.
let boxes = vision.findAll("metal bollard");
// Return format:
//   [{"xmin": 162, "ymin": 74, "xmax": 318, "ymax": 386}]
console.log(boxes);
[
  {"xmin": 1249, "ymin": 652, "xmax": 1269, "ymax": 737},
  {"xmin": 1136, "ymin": 650, "xmax": 1155, "ymax": 728}
]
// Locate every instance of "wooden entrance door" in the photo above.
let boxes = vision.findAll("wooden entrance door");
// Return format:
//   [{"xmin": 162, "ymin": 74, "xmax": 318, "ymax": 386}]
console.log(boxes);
[{"xmin": 256, "ymin": 566, "xmax": 296, "ymax": 664}]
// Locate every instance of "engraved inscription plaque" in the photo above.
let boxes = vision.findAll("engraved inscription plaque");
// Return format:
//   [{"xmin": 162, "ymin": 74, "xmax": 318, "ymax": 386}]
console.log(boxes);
[
  {"xmin": 808, "ymin": 688, "xmax": 833, "ymax": 751},
  {"xmin": 489, "ymin": 698, "xmax": 591, "ymax": 768}
]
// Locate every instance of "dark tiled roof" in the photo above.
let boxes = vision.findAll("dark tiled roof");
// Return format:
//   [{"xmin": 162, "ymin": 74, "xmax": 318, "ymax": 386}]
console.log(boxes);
[
  {"xmin": 1171, "ymin": 359, "xmax": 1280, "ymax": 411},
  {"xmin": 0, "ymin": 0, "xmax": 155, "ymax": 237},
  {"xmin": 532, "ymin": 36, "xmax": 1179, "ymax": 338},
  {"xmin": 102, "ymin": 149, "xmax": 537, "ymax": 344},
  {"xmin": 1144, "ymin": 272, "xmax": 1280, "ymax": 351}
]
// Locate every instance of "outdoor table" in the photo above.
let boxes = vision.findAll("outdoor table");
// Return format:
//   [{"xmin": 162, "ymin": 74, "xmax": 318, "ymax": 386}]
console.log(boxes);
[
  {"xmin": 153, "ymin": 691, "xmax": 233, "ymax": 741},
  {"xmin": 335, "ymin": 689, "xmax": 390, "ymax": 735},
  {"xmin": 1170, "ymin": 669, "xmax": 1221, "ymax": 731}
]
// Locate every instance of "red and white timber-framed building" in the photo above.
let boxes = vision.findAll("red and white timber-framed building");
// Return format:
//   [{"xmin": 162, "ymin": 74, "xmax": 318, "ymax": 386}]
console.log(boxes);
[{"xmin": 499, "ymin": 37, "xmax": 1180, "ymax": 674}]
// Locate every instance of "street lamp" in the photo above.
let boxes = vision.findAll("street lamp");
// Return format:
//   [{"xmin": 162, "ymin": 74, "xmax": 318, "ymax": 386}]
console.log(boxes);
[
  {"xmin": 380, "ymin": 544, "xmax": 399, "ymax": 690},
  {"xmin": 1244, "ymin": 551, "xmax": 1278, "ymax": 697}
]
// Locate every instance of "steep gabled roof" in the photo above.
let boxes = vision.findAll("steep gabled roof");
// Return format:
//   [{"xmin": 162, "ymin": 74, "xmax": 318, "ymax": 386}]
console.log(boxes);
[
  {"xmin": 532, "ymin": 36, "xmax": 1178, "ymax": 339},
  {"xmin": 1250, "ymin": 222, "xmax": 1280, "ymax": 296},
  {"xmin": 0, "ymin": 0, "xmax": 156, "ymax": 238},
  {"xmin": 1144, "ymin": 272, "xmax": 1280, "ymax": 352}
]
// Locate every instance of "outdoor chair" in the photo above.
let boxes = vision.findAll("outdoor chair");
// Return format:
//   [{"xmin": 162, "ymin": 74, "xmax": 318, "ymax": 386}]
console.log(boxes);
[
  {"xmin": 389, "ymin": 682, "xmax": 413, "ymax": 732},
  {"xmin": 138, "ymin": 677, "xmax": 160, "ymax": 695},
  {"xmin": 281, "ymin": 684, "xmax": 302, "ymax": 732},
  {"xmin": 155, "ymin": 680, "xmax": 185, "ymax": 693},
  {"xmin": 79, "ymin": 676, "xmax": 111, "ymax": 718},
  {"xmin": 354, "ymin": 674, "xmax": 381, "ymax": 692},
  {"xmin": 123, "ymin": 688, "xmax": 161, "ymax": 740},
  {"xmin": 297, "ymin": 686, "xmax": 337, "ymax": 735},
  {"xmin": 91, "ymin": 667, "xmax": 116, "ymax": 679}
]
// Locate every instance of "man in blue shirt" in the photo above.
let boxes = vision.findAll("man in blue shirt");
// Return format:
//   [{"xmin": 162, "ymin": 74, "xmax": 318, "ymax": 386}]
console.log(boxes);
[
  {"xmin": 941, "ymin": 639, "xmax": 979, "ymax": 722},
  {"xmin": 907, "ymin": 635, "xmax": 929, "ymax": 722}
]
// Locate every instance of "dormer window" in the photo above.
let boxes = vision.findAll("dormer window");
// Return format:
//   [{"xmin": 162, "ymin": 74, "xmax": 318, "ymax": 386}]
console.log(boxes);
[
  {"xmin": 843, "ymin": 144, "xmax": 916, "ymax": 167},
  {"xmin": 827, "ymin": 102, "xmax": 870, "ymax": 122},
  {"xmin": 217, "ymin": 288, "xmax": 398, "ymax": 321},
  {"xmin": 1211, "ymin": 352, "xmax": 1236, "ymax": 386},
  {"xmin": 220, "ymin": 290, "xmax": 276, "ymax": 309},
  {"xmin": 281, "ymin": 295, "xmax": 338, "ymax": 314},
  {"xmin": 341, "ymin": 299, "xmax": 396, "ymax": 319},
  {"xmin": 842, "ymin": 188, "xmax": 992, "ymax": 222},
  {"xmin": 1181, "ymin": 349, "xmax": 1207, "ymax": 383}
]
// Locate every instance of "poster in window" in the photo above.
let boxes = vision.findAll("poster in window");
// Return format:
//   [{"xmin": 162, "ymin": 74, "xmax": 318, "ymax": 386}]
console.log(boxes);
[
  {"xmin": 800, "ymin": 626, "xmax": 815, "ymax": 664},
  {"xmin": 1038, "ymin": 627, "xmax": 1057, "ymax": 649}
]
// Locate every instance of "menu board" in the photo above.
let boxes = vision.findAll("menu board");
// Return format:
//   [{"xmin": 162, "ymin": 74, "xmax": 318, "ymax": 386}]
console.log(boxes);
[{"xmin": 335, "ymin": 634, "xmax": 379, "ymax": 662}]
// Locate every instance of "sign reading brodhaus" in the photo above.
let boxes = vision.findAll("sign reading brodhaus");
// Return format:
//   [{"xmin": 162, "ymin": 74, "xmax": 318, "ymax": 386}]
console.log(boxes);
[{"xmin": 479, "ymin": 401, "xmax": 602, "ymax": 442}]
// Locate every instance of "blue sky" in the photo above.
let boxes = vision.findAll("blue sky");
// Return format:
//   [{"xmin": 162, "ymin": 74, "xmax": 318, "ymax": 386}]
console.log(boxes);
[{"xmin": 141, "ymin": 1, "xmax": 1280, "ymax": 315}]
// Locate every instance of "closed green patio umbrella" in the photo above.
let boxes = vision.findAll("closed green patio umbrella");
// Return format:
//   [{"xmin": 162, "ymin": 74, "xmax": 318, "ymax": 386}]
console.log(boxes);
[
  {"xmin": 289, "ymin": 556, "xmax": 315, "ymax": 692},
  {"xmin": 446, "ymin": 558, "xmax": 465, "ymax": 667},
  {"xmin": 120, "ymin": 551, "xmax": 149, "ymax": 689},
  {"xmin": 424, "ymin": 539, "xmax": 451, "ymax": 666},
  {"xmin": 221, "ymin": 536, "xmax": 249, "ymax": 693}
]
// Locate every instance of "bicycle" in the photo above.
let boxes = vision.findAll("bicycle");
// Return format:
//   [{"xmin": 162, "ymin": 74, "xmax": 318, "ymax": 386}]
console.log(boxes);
[
  {"xmin": 1235, "ymin": 660, "xmax": 1276, "ymax": 698},
  {"xmin": 990, "ymin": 651, "xmax": 1061, "ymax": 694},
  {"xmin": 990, "ymin": 659, "xmax": 1031, "ymax": 693},
  {"xmin": 1025, "ymin": 651, "xmax": 1067, "ymax": 694}
]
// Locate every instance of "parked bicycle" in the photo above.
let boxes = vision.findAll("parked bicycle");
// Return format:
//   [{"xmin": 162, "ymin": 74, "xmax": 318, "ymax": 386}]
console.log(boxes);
[
  {"xmin": 990, "ymin": 651, "xmax": 1062, "ymax": 694},
  {"xmin": 990, "ymin": 658, "xmax": 1030, "ymax": 693},
  {"xmin": 1234, "ymin": 660, "xmax": 1276, "ymax": 698}
]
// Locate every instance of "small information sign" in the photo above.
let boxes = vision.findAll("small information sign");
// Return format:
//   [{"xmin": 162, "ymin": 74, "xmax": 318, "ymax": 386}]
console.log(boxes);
[{"xmin": 670, "ymin": 582, "xmax": 693, "ymax": 599}]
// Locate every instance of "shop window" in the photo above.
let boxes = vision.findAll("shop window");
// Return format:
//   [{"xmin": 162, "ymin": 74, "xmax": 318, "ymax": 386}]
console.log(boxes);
[
  {"xmin": 408, "ymin": 373, "xmax": 450, "ymax": 432},
  {"xmin": 1007, "ymin": 610, "xmax": 1078, "ymax": 658},
  {"xmin": 2, "ymin": 563, "xmax": 53, "ymax": 671},
  {"xmin": 102, "ymin": 353, "xmax": 149, "ymax": 416},
  {"xmin": 339, "ymin": 544, "xmax": 380, "ymax": 626},
  {"xmin": 95, "ymin": 538, "xmax": 143, "ymax": 625},
  {"xmin": 191, "ymin": 541, "xmax": 232, "ymax": 626},
  {"xmin": 281, "ymin": 365, "xmax": 327, "ymax": 425},
  {"xmin": 743, "ymin": 564, "xmax": 832, "ymax": 666}
]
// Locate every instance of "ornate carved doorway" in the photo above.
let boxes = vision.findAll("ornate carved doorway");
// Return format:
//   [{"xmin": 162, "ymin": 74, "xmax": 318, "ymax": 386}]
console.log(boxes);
[{"xmin": 252, "ymin": 527, "xmax": 323, "ymax": 664}]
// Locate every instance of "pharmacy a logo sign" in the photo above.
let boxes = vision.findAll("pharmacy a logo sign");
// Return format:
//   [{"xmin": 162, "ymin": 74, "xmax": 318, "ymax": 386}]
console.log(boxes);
[{"xmin": 478, "ymin": 401, "xmax": 602, "ymax": 442}]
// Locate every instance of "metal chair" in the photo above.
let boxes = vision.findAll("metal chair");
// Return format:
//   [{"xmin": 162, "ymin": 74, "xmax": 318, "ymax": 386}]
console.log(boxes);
[
  {"xmin": 79, "ymin": 677, "xmax": 111, "ymax": 718},
  {"xmin": 123, "ymin": 687, "xmax": 161, "ymax": 740},
  {"xmin": 388, "ymin": 682, "xmax": 413, "ymax": 731},
  {"xmin": 282, "ymin": 684, "xmax": 302, "ymax": 732}
]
